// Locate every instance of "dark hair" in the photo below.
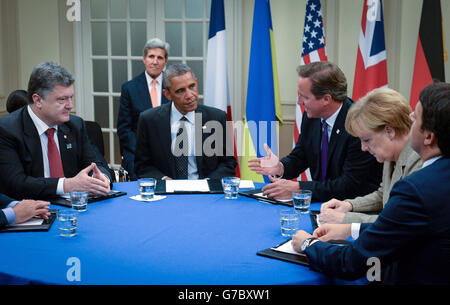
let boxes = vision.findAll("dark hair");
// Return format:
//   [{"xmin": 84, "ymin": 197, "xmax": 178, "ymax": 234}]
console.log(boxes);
[
  {"xmin": 163, "ymin": 63, "xmax": 196, "ymax": 89},
  {"xmin": 419, "ymin": 82, "xmax": 450, "ymax": 157},
  {"xmin": 6, "ymin": 90, "xmax": 29, "ymax": 113},
  {"xmin": 296, "ymin": 61, "xmax": 347, "ymax": 102},
  {"xmin": 27, "ymin": 62, "xmax": 75, "ymax": 103}
]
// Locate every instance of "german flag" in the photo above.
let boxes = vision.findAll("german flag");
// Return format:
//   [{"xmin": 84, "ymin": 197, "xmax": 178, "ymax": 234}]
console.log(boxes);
[{"xmin": 410, "ymin": 0, "xmax": 446, "ymax": 109}]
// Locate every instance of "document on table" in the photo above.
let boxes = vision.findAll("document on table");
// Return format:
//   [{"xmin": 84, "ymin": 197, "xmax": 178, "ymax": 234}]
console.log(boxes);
[
  {"xmin": 165, "ymin": 179, "xmax": 210, "ymax": 193},
  {"xmin": 272, "ymin": 240, "xmax": 301, "ymax": 255},
  {"xmin": 239, "ymin": 180, "xmax": 255, "ymax": 189},
  {"xmin": 13, "ymin": 218, "xmax": 44, "ymax": 227}
]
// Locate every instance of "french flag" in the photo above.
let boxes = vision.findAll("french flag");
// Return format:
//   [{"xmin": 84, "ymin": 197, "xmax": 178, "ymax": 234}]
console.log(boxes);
[
  {"xmin": 352, "ymin": 0, "xmax": 388, "ymax": 102},
  {"xmin": 204, "ymin": 0, "xmax": 240, "ymax": 176}
]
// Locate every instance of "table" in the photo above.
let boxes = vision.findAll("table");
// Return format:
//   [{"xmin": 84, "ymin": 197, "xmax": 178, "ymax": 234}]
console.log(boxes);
[{"xmin": 0, "ymin": 182, "xmax": 364, "ymax": 285}]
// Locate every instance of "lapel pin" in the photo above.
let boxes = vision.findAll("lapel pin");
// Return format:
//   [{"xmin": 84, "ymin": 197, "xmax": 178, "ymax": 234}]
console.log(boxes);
[
  {"xmin": 64, "ymin": 135, "xmax": 67, "ymax": 139},
  {"xmin": 66, "ymin": 143, "xmax": 72, "ymax": 149},
  {"xmin": 336, "ymin": 129, "xmax": 340, "ymax": 134}
]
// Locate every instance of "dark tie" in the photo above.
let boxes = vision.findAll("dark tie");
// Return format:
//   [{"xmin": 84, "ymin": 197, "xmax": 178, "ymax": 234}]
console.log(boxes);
[
  {"xmin": 174, "ymin": 116, "xmax": 189, "ymax": 179},
  {"xmin": 45, "ymin": 128, "xmax": 65, "ymax": 178},
  {"xmin": 321, "ymin": 120, "xmax": 328, "ymax": 181}
]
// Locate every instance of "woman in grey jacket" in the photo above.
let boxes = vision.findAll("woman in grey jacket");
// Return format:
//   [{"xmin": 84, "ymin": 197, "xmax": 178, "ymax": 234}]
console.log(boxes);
[{"xmin": 318, "ymin": 88, "xmax": 422, "ymax": 224}]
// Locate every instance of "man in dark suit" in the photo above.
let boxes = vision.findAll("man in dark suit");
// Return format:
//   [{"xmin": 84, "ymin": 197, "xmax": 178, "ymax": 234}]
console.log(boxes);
[
  {"xmin": 0, "ymin": 62, "xmax": 112, "ymax": 201},
  {"xmin": 1, "ymin": 194, "xmax": 50, "ymax": 228},
  {"xmin": 249, "ymin": 61, "xmax": 382, "ymax": 202},
  {"xmin": 292, "ymin": 82, "xmax": 450, "ymax": 284},
  {"xmin": 135, "ymin": 63, "xmax": 236, "ymax": 179},
  {"xmin": 117, "ymin": 38, "xmax": 171, "ymax": 180}
]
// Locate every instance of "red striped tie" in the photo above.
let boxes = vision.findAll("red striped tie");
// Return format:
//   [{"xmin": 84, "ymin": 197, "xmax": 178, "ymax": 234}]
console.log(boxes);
[{"xmin": 45, "ymin": 128, "xmax": 65, "ymax": 178}]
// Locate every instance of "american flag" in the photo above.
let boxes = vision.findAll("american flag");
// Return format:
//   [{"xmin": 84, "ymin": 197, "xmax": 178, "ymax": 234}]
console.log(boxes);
[
  {"xmin": 299, "ymin": 0, "xmax": 328, "ymax": 65},
  {"xmin": 294, "ymin": 0, "xmax": 327, "ymax": 181}
]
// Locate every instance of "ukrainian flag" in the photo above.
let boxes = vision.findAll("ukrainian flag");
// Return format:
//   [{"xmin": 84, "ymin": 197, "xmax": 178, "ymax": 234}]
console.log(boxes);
[{"xmin": 240, "ymin": 0, "xmax": 283, "ymax": 183}]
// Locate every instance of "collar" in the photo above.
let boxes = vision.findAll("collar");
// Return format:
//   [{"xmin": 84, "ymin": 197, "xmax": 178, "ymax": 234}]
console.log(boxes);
[
  {"xmin": 170, "ymin": 103, "xmax": 195, "ymax": 124},
  {"xmin": 422, "ymin": 155, "xmax": 442, "ymax": 168},
  {"xmin": 145, "ymin": 71, "xmax": 163, "ymax": 87},
  {"xmin": 323, "ymin": 104, "xmax": 342, "ymax": 128},
  {"xmin": 27, "ymin": 105, "xmax": 58, "ymax": 136}
]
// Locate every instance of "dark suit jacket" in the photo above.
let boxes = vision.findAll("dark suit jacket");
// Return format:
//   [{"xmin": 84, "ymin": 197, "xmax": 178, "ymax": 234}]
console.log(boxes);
[
  {"xmin": 117, "ymin": 72, "xmax": 171, "ymax": 180},
  {"xmin": 0, "ymin": 193, "xmax": 14, "ymax": 227},
  {"xmin": 280, "ymin": 98, "xmax": 382, "ymax": 202},
  {"xmin": 0, "ymin": 107, "xmax": 112, "ymax": 201},
  {"xmin": 305, "ymin": 157, "xmax": 450, "ymax": 284},
  {"xmin": 135, "ymin": 102, "xmax": 237, "ymax": 179}
]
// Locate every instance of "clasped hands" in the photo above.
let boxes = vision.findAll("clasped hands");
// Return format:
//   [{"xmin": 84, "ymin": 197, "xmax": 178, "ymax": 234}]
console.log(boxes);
[
  {"xmin": 64, "ymin": 163, "xmax": 111, "ymax": 196},
  {"xmin": 247, "ymin": 143, "xmax": 300, "ymax": 200}
]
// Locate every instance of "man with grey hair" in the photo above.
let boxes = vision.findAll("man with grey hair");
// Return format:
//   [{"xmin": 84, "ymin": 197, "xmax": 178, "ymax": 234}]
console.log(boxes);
[
  {"xmin": 117, "ymin": 38, "xmax": 171, "ymax": 180},
  {"xmin": 0, "ymin": 61, "xmax": 112, "ymax": 201},
  {"xmin": 134, "ymin": 63, "xmax": 236, "ymax": 180}
]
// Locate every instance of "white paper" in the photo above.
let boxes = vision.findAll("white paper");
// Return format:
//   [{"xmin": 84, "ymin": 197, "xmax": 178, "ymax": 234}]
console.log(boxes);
[
  {"xmin": 239, "ymin": 180, "xmax": 255, "ymax": 189},
  {"xmin": 253, "ymin": 192, "xmax": 292, "ymax": 203},
  {"xmin": 165, "ymin": 179, "xmax": 210, "ymax": 193},
  {"xmin": 130, "ymin": 195, "xmax": 166, "ymax": 202},
  {"xmin": 272, "ymin": 240, "xmax": 301, "ymax": 255},
  {"xmin": 13, "ymin": 218, "xmax": 44, "ymax": 226}
]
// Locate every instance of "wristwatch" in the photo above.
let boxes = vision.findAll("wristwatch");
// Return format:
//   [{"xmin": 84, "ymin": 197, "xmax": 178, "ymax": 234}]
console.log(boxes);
[{"xmin": 301, "ymin": 237, "xmax": 317, "ymax": 252}]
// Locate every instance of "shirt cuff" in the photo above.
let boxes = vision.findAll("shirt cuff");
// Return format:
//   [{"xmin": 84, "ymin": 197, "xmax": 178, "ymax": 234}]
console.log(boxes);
[
  {"xmin": 2, "ymin": 207, "xmax": 16, "ymax": 225},
  {"xmin": 351, "ymin": 223, "xmax": 361, "ymax": 240},
  {"xmin": 57, "ymin": 178, "xmax": 66, "ymax": 195}
]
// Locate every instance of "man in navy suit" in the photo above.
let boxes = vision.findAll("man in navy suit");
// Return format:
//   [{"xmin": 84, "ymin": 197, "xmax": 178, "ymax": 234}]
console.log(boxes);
[
  {"xmin": 292, "ymin": 82, "xmax": 450, "ymax": 284},
  {"xmin": 0, "ymin": 194, "xmax": 50, "ymax": 228},
  {"xmin": 248, "ymin": 61, "xmax": 382, "ymax": 202},
  {"xmin": 117, "ymin": 38, "xmax": 171, "ymax": 180},
  {"xmin": 135, "ymin": 63, "xmax": 236, "ymax": 180}
]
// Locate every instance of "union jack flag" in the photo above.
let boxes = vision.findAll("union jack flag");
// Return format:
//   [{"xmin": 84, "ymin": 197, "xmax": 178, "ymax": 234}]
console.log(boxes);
[
  {"xmin": 352, "ymin": 0, "xmax": 388, "ymax": 102},
  {"xmin": 294, "ymin": 0, "xmax": 327, "ymax": 182}
]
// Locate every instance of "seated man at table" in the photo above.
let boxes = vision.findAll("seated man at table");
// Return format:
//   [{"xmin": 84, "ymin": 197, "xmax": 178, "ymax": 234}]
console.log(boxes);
[
  {"xmin": 134, "ymin": 63, "xmax": 236, "ymax": 180},
  {"xmin": 0, "ymin": 62, "xmax": 112, "ymax": 201},
  {"xmin": 0, "ymin": 193, "xmax": 50, "ymax": 227},
  {"xmin": 248, "ymin": 61, "xmax": 382, "ymax": 202},
  {"xmin": 292, "ymin": 82, "xmax": 450, "ymax": 284}
]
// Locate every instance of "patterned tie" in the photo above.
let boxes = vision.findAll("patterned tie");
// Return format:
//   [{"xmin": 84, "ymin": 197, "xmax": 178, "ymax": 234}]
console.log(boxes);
[
  {"xmin": 321, "ymin": 120, "xmax": 328, "ymax": 181},
  {"xmin": 45, "ymin": 128, "xmax": 65, "ymax": 178},
  {"xmin": 174, "ymin": 116, "xmax": 189, "ymax": 179},
  {"xmin": 150, "ymin": 79, "xmax": 158, "ymax": 108}
]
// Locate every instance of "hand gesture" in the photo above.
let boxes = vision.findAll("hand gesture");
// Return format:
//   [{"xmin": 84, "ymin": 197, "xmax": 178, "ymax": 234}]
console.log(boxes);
[{"xmin": 247, "ymin": 143, "xmax": 283, "ymax": 176}]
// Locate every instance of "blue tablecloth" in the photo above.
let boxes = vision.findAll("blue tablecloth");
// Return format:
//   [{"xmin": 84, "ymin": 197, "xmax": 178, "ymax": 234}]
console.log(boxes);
[{"xmin": 0, "ymin": 182, "xmax": 364, "ymax": 285}]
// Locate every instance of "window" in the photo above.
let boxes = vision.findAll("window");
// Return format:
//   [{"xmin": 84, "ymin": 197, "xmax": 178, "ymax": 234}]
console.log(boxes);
[{"xmin": 75, "ymin": 0, "xmax": 240, "ymax": 168}]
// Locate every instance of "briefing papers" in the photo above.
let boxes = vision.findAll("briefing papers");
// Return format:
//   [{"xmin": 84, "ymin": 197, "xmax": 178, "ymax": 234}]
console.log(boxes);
[{"xmin": 164, "ymin": 179, "xmax": 255, "ymax": 193}]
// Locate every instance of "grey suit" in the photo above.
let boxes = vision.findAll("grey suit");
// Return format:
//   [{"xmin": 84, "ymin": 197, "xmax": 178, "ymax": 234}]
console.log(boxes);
[{"xmin": 342, "ymin": 142, "xmax": 422, "ymax": 223}]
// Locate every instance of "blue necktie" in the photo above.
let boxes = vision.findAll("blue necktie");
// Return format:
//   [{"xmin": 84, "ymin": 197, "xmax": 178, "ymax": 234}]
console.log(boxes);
[{"xmin": 321, "ymin": 120, "xmax": 328, "ymax": 181}]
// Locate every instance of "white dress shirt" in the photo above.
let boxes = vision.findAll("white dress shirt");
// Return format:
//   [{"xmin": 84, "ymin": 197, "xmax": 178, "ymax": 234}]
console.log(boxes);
[
  {"xmin": 27, "ymin": 106, "xmax": 66, "ymax": 195},
  {"xmin": 170, "ymin": 103, "xmax": 199, "ymax": 179}
]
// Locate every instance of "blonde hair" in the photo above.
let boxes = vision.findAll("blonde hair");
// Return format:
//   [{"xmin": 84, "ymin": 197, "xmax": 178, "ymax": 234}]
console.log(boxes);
[{"xmin": 345, "ymin": 88, "xmax": 412, "ymax": 137}]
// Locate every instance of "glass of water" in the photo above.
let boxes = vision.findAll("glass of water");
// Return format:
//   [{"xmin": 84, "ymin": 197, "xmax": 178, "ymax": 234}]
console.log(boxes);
[
  {"xmin": 58, "ymin": 210, "xmax": 78, "ymax": 237},
  {"xmin": 292, "ymin": 190, "xmax": 312, "ymax": 214},
  {"xmin": 70, "ymin": 191, "xmax": 89, "ymax": 212},
  {"xmin": 279, "ymin": 209, "xmax": 300, "ymax": 237},
  {"xmin": 139, "ymin": 178, "xmax": 156, "ymax": 200},
  {"xmin": 221, "ymin": 177, "xmax": 240, "ymax": 199}
]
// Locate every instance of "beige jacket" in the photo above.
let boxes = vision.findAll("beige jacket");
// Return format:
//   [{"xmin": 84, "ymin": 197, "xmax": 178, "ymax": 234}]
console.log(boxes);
[{"xmin": 342, "ymin": 142, "xmax": 422, "ymax": 223}]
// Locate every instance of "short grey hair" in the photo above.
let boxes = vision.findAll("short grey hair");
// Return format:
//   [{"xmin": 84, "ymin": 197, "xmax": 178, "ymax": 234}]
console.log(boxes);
[
  {"xmin": 143, "ymin": 38, "xmax": 170, "ymax": 58},
  {"xmin": 27, "ymin": 62, "xmax": 75, "ymax": 104},
  {"xmin": 163, "ymin": 63, "xmax": 196, "ymax": 89}
]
